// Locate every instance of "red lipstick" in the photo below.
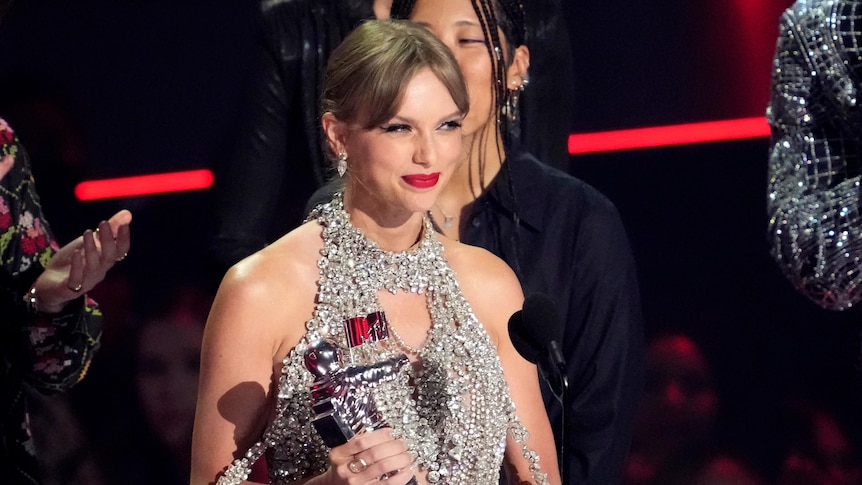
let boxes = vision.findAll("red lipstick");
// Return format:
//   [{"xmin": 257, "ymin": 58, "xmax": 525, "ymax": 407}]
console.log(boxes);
[{"xmin": 402, "ymin": 172, "xmax": 440, "ymax": 189}]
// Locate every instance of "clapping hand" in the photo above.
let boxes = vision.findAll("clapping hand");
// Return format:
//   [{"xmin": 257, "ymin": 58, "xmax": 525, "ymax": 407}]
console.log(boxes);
[{"xmin": 33, "ymin": 209, "xmax": 132, "ymax": 314}]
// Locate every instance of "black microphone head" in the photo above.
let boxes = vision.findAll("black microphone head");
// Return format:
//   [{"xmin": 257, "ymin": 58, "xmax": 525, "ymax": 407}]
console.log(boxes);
[
  {"xmin": 508, "ymin": 309, "xmax": 537, "ymax": 363},
  {"xmin": 508, "ymin": 293, "xmax": 561, "ymax": 364}
]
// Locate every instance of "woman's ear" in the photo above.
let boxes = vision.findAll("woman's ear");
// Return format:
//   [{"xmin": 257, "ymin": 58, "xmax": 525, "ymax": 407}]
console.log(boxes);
[
  {"xmin": 321, "ymin": 112, "xmax": 347, "ymax": 155},
  {"xmin": 505, "ymin": 45, "xmax": 531, "ymax": 91}
]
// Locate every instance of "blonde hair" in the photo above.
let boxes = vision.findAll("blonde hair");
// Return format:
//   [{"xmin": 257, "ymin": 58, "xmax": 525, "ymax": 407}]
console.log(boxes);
[{"xmin": 321, "ymin": 19, "xmax": 470, "ymax": 130}]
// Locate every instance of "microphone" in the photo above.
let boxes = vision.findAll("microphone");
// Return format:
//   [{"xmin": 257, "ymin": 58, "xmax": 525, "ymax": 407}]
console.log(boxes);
[
  {"xmin": 508, "ymin": 293, "xmax": 567, "ymax": 404},
  {"xmin": 508, "ymin": 293, "xmax": 568, "ymax": 483}
]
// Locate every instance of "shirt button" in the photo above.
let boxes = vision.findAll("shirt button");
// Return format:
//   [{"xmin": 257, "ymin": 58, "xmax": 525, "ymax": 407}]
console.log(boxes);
[{"xmin": 471, "ymin": 218, "xmax": 481, "ymax": 228}]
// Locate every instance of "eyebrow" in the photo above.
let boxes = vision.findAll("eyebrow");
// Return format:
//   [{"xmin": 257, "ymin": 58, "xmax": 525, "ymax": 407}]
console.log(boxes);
[
  {"xmin": 389, "ymin": 109, "xmax": 464, "ymax": 126},
  {"xmin": 414, "ymin": 19, "xmax": 481, "ymax": 29}
]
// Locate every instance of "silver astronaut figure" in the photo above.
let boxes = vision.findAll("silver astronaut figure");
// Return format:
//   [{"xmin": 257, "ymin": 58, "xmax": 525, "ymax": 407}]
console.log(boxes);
[{"xmin": 304, "ymin": 339, "xmax": 409, "ymax": 446}]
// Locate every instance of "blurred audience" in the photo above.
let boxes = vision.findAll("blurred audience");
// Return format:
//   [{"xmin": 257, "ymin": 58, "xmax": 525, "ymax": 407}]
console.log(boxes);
[
  {"xmin": 623, "ymin": 333, "xmax": 763, "ymax": 485},
  {"xmin": 89, "ymin": 282, "xmax": 210, "ymax": 485},
  {"xmin": 27, "ymin": 391, "xmax": 107, "ymax": 485},
  {"xmin": 775, "ymin": 398, "xmax": 862, "ymax": 485}
]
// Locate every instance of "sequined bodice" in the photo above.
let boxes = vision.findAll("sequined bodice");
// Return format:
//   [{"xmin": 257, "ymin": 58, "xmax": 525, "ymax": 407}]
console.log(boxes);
[{"xmin": 216, "ymin": 195, "xmax": 547, "ymax": 485}]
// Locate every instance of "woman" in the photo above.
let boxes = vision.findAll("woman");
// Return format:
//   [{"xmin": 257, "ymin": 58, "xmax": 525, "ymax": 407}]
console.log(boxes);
[
  {"xmin": 191, "ymin": 19, "xmax": 561, "ymax": 485},
  {"xmin": 0, "ymin": 118, "xmax": 132, "ymax": 482},
  {"xmin": 388, "ymin": 1, "xmax": 645, "ymax": 483}
]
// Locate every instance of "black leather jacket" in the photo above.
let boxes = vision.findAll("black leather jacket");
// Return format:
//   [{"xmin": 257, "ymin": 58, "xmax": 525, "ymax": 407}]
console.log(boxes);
[{"xmin": 210, "ymin": 0, "xmax": 373, "ymax": 275}]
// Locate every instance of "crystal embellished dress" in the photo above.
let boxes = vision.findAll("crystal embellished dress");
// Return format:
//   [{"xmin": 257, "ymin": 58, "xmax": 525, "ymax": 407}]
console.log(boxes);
[{"xmin": 217, "ymin": 194, "xmax": 548, "ymax": 485}]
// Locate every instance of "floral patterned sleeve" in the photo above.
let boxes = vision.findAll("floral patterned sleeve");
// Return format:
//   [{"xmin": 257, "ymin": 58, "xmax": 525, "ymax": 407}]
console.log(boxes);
[{"xmin": 0, "ymin": 117, "xmax": 103, "ymax": 393}]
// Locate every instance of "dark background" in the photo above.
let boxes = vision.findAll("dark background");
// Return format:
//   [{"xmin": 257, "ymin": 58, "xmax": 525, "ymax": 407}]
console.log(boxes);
[{"xmin": 1, "ymin": 0, "xmax": 859, "ymax": 480}]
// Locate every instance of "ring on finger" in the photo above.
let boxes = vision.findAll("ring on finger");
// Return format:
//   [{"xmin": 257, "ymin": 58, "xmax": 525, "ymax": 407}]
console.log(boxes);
[
  {"xmin": 116, "ymin": 252, "xmax": 128, "ymax": 262},
  {"xmin": 348, "ymin": 457, "xmax": 368, "ymax": 474}
]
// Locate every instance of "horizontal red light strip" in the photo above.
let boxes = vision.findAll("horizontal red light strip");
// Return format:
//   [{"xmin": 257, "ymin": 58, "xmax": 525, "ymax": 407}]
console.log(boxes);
[
  {"xmin": 71, "ymin": 118, "xmax": 770, "ymax": 200},
  {"xmin": 74, "ymin": 169, "xmax": 214, "ymax": 201},
  {"xmin": 568, "ymin": 116, "xmax": 770, "ymax": 154}
]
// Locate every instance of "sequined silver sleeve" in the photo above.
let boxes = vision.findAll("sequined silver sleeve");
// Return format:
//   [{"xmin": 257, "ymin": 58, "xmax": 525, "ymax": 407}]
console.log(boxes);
[{"xmin": 767, "ymin": 0, "xmax": 862, "ymax": 310}]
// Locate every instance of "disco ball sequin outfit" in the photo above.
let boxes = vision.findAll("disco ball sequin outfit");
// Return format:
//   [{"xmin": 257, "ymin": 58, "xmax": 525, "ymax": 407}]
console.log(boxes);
[{"xmin": 767, "ymin": 0, "xmax": 862, "ymax": 309}]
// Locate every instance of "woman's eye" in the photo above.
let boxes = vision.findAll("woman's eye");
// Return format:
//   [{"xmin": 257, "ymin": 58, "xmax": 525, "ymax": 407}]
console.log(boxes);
[
  {"xmin": 458, "ymin": 38, "xmax": 485, "ymax": 45},
  {"xmin": 440, "ymin": 120, "xmax": 463, "ymax": 130},
  {"xmin": 381, "ymin": 123, "xmax": 411, "ymax": 133}
]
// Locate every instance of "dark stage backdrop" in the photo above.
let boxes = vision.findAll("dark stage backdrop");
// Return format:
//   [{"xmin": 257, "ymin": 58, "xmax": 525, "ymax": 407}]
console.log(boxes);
[{"xmin": 0, "ymin": 0, "xmax": 859, "ymax": 479}]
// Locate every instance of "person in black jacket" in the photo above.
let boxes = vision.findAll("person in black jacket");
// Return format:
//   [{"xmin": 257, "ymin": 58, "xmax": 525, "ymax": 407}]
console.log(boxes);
[{"xmin": 208, "ymin": 0, "xmax": 378, "ymax": 278}]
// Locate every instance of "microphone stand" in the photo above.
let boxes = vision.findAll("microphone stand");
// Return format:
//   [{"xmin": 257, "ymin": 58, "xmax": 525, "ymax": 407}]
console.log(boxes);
[{"xmin": 539, "ymin": 340, "xmax": 568, "ymax": 485}]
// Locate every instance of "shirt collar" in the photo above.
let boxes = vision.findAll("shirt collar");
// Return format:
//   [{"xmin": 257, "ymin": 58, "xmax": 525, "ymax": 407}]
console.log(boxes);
[{"xmin": 477, "ymin": 150, "xmax": 547, "ymax": 232}]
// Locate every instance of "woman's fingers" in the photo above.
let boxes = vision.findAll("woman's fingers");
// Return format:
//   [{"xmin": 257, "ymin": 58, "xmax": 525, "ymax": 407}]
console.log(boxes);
[
  {"xmin": 82, "ymin": 229, "xmax": 102, "ymax": 279},
  {"xmin": 333, "ymin": 428, "xmax": 415, "ymax": 483},
  {"xmin": 66, "ymin": 248, "xmax": 85, "ymax": 293},
  {"xmin": 98, "ymin": 212, "xmax": 131, "ymax": 262},
  {"xmin": 107, "ymin": 209, "xmax": 132, "ymax": 231},
  {"xmin": 114, "ymin": 220, "xmax": 131, "ymax": 261}
]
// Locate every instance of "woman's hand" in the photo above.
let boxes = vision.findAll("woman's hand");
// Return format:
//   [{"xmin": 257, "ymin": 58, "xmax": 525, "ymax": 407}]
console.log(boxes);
[
  {"xmin": 33, "ymin": 209, "xmax": 132, "ymax": 314},
  {"xmin": 320, "ymin": 427, "xmax": 416, "ymax": 484}
]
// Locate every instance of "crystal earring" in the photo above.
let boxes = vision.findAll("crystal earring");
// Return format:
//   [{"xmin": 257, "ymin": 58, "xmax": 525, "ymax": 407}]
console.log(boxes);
[{"xmin": 337, "ymin": 152, "xmax": 347, "ymax": 177}]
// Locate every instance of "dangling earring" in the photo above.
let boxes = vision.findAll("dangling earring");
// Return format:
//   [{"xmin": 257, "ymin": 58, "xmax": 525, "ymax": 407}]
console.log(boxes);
[
  {"xmin": 505, "ymin": 74, "xmax": 528, "ymax": 125},
  {"xmin": 504, "ymin": 73, "xmax": 528, "ymax": 137},
  {"xmin": 337, "ymin": 151, "xmax": 347, "ymax": 177}
]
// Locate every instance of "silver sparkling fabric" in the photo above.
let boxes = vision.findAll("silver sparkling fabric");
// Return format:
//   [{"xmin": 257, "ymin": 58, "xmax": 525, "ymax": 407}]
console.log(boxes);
[
  {"xmin": 217, "ymin": 193, "xmax": 550, "ymax": 484},
  {"xmin": 767, "ymin": 0, "xmax": 862, "ymax": 310}
]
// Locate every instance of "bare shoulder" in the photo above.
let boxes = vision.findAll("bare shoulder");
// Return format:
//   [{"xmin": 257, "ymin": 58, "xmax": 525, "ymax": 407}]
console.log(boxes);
[
  {"xmin": 441, "ymin": 238, "xmax": 520, "ymax": 294},
  {"xmin": 211, "ymin": 220, "xmax": 323, "ymax": 355},
  {"xmin": 226, "ymin": 221, "xmax": 320, "ymax": 293},
  {"xmin": 440, "ymin": 238, "xmax": 524, "ymax": 337}
]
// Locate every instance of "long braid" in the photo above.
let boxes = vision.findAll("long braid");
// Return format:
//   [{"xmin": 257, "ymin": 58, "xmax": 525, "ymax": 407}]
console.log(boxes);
[
  {"xmin": 480, "ymin": 0, "xmax": 527, "ymax": 282},
  {"xmin": 469, "ymin": 0, "xmax": 497, "ymax": 190}
]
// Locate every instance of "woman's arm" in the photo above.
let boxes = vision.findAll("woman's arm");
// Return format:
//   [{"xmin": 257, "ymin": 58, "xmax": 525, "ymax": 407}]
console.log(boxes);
[
  {"xmin": 456, "ymin": 245, "xmax": 562, "ymax": 485},
  {"xmin": 190, "ymin": 251, "xmax": 301, "ymax": 485}
]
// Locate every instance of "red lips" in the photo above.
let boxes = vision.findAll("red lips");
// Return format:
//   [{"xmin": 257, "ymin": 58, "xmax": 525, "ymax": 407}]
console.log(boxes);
[{"xmin": 402, "ymin": 172, "xmax": 440, "ymax": 188}]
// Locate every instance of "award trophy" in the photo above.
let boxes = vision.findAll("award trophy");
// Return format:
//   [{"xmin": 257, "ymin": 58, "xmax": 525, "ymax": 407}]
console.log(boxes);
[{"xmin": 304, "ymin": 311, "xmax": 418, "ymax": 483}]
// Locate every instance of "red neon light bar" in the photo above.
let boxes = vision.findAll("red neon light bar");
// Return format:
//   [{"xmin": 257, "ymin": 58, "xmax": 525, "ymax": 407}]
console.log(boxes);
[
  {"xmin": 72, "ymin": 117, "xmax": 770, "ymax": 200},
  {"xmin": 568, "ymin": 116, "xmax": 770, "ymax": 154},
  {"xmin": 74, "ymin": 169, "xmax": 214, "ymax": 201}
]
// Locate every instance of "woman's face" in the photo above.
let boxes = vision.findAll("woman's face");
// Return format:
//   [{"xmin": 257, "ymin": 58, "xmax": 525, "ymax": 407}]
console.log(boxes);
[
  {"xmin": 330, "ymin": 68, "xmax": 465, "ymax": 217},
  {"xmin": 409, "ymin": 0, "xmax": 497, "ymax": 138}
]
